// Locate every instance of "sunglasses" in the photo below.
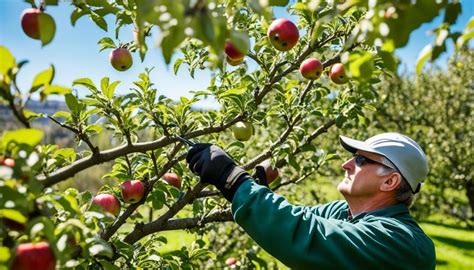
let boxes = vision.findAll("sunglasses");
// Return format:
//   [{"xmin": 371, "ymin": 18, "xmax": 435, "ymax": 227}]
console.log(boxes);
[{"xmin": 353, "ymin": 153, "xmax": 394, "ymax": 169}]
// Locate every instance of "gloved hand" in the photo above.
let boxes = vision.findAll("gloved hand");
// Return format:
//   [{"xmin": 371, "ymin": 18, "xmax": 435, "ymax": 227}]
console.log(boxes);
[
  {"xmin": 186, "ymin": 144, "xmax": 251, "ymax": 201},
  {"xmin": 253, "ymin": 165, "xmax": 269, "ymax": 187}
]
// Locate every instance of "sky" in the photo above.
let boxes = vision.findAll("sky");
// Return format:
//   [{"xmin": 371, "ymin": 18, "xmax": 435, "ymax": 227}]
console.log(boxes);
[{"xmin": 0, "ymin": 0, "xmax": 472, "ymax": 108}]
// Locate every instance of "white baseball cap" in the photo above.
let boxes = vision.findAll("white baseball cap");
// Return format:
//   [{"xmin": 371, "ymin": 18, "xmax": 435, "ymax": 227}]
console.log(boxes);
[{"xmin": 339, "ymin": 132, "xmax": 428, "ymax": 193}]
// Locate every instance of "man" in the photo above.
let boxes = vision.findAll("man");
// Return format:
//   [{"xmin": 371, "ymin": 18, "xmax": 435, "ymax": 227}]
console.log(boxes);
[{"xmin": 186, "ymin": 132, "xmax": 435, "ymax": 269}]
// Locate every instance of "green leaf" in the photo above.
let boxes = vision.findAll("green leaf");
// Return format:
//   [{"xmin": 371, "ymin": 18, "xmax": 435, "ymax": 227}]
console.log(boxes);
[
  {"xmin": 219, "ymin": 87, "xmax": 247, "ymax": 98},
  {"xmin": 90, "ymin": 11, "xmax": 108, "ymax": 32},
  {"xmin": 86, "ymin": 0, "xmax": 110, "ymax": 7},
  {"xmin": 158, "ymin": 29, "xmax": 185, "ymax": 65},
  {"xmin": 378, "ymin": 50, "xmax": 397, "ymax": 73},
  {"xmin": 53, "ymin": 148, "xmax": 77, "ymax": 163},
  {"xmin": 45, "ymin": 0, "xmax": 59, "ymax": 5},
  {"xmin": 0, "ymin": 46, "xmax": 15, "ymax": 77},
  {"xmin": 443, "ymin": 2, "xmax": 462, "ymax": 25},
  {"xmin": 416, "ymin": 44, "xmax": 432, "ymax": 75},
  {"xmin": 41, "ymin": 85, "xmax": 71, "ymax": 96},
  {"xmin": 71, "ymin": 7, "xmax": 89, "ymax": 26},
  {"xmin": 23, "ymin": 110, "xmax": 42, "ymax": 121},
  {"xmin": 1, "ymin": 129, "xmax": 43, "ymax": 150},
  {"xmin": 98, "ymin": 37, "xmax": 116, "ymax": 52},
  {"xmin": 65, "ymin": 93, "xmax": 81, "ymax": 114},
  {"xmin": 31, "ymin": 65, "xmax": 55, "ymax": 93},
  {"xmin": 466, "ymin": 16, "xmax": 474, "ymax": 30},
  {"xmin": 88, "ymin": 239, "xmax": 114, "ymax": 258},
  {"xmin": 73, "ymin": 78, "xmax": 97, "ymax": 92},
  {"xmin": 229, "ymin": 30, "xmax": 250, "ymax": 55},
  {"xmin": 0, "ymin": 209, "xmax": 27, "ymax": 224},
  {"xmin": 28, "ymin": 216, "xmax": 56, "ymax": 242},
  {"xmin": 100, "ymin": 77, "xmax": 109, "ymax": 96},
  {"xmin": 456, "ymin": 30, "xmax": 474, "ymax": 49},
  {"xmin": 52, "ymin": 111, "xmax": 71, "ymax": 118},
  {"xmin": 0, "ymin": 247, "xmax": 10, "ymax": 263},
  {"xmin": 268, "ymin": 0, "xmax": 289, "ymax": 7},
  {"xmin": 99, "ymin": 260, "xmax": 121, "ymax": 270},
  {"xmin": 106, "ymin": 80, "xmax": 120, "ymax": 99},
  {"xmin": 38, "ymin": 12, "xmax": 56, "ymax": 46},
  {"xmin": 288, "ymin": 155, "xmax": 300, "ymax": 171},
  {"xmin": 248, "ymin": 0, "xmax": 272, "ymax": 19},
  {"xmin": 348, "ymin": 51, "xmax": 374, "ymax": 81},
  {"xmin": 173, "ymin": 58, "xmax": 184, "ymax": 75},
  {"xmin": 84, "ymin": 124, "xmax": 103, "ymax": 135}
]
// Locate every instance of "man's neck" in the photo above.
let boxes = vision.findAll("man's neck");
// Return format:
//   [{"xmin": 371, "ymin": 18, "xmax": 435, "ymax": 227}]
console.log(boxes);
[{"xmin": 346, "ymin": 195, "xmax": 398, "ymax": 216}]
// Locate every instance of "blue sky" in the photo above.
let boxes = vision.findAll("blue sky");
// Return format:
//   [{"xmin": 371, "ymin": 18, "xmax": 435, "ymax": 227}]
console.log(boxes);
[{"xmin": 0, "ymin": 0, "xmax": 472, "ymax": 107}]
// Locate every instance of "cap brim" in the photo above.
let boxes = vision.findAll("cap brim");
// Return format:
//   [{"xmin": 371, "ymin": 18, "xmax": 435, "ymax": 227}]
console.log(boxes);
[{"xmin": 339, "ymin": 135, "xmax": 384, "ymax": 155}]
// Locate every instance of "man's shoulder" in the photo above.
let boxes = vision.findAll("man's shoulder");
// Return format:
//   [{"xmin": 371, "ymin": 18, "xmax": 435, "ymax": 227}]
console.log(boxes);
[{"xmin": 310, "ymin": 200, "xmax": 349, "ymax": 219}]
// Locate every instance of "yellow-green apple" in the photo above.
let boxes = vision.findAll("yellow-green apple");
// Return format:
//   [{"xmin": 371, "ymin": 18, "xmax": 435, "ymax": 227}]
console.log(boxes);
[
  {"xmin": 226, "ymin": 56, "xmax": 244, "ymax": 66},
  {"xmin": 232, "ymin": 121, "xmax": 253, "ymax": 141},
  {"xmin": 11, "ymin": 242, "xmax": 56, "ymax": 270},
  {"xmin": 329, "ymin": 63, "xmax": 349, "ymax": 84},
  {"xmin": 267, "ymin": 18, "xmax": 299, "ymax": 51},
  {"xmin": 121, "ymin": 180, "xmax": 145, "ymax": 203},
  {"xmin": 259, "ymin": 159, "xmax": 279, "ymax": 184},
  {"xmin": 92, "ymin": 194, "xmax": 121, "ymax": 216},
  {"xmin": 109, "ymin": 48, "xmax": 133, "ymax": 71},
  {"xmin": 299, "ymin": 58, "xmax": 323, "ymax": 80},
  {"xmin": 21, "ymin": 8, "xmax": 56, "ymax": 45},
  {"xmin": 224, "ymin": 41, "xmax": 246, "ymax": 61},
  {"xmin": 163, "ymin": 172, "xmax": 181, "ymax": 189},
  {"xmin": 225, "ymin": 257, "xmax": 237, "ymax": 266}
]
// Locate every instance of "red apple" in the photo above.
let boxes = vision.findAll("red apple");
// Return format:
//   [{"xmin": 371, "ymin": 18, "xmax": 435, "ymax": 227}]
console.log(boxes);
[
  {"xmin": 225, "ymin": 257, "xmax": 237, "ymax": 266},
  {"xmin": 267, "ymin": 18, "xmax": 299, "ymax": 51},
  {"xmin": 21, "ymin": 8, "xmax": 56, "ymax": 45},
  {"xmin": 1, "ymin": 158, "xmax": 15, "ymax": 167},
  {"xmin": 121, "ymin": 180, "xmax": 145, "ymax": 203},
  {"xmin": 11, "ymin": 242, "xmax": 56, "ymax": 270},
  {"xmin": 109, "ymin": 48, "xmax": 133, "ymax": 71},
  {"xmin": 329, "ymin": 63, "xmax": 349, "ymax": 84},
  {"xmin": 299, "ymin": 58, "xmax": 323, "ymax": 80},
  {"xmin": 92, "ymin": 194, "xmax": 121, "ymax": 216},
  {"xmin": 163, "ymin": 172, "xmax": 181, "ymax": 189},
  {"xmin": 224, "ymin": 41, "xmax": 246, "ymax": 61},
  {"xmin": 259, "ymin": 159, "xmax": 279, "ymax": 184},
  {"xmin": 226, "ymin": 56, "xmax": 244, "ymax": 66},
  {"xmin": 232, "ymin": 122, "xmax": 253, "ymax": 141}
]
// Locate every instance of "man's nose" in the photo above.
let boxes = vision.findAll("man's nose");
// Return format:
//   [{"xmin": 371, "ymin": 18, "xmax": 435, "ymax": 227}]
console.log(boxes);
[{"xmin": 342, "ymin": 157, "xmax": 355, "ymax": 171}]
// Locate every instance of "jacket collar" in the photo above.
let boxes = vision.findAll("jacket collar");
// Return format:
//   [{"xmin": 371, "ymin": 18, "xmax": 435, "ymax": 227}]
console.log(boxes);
[{"xmin": 348, "ymin": 203, "xmax": 409, "ymax": 222}]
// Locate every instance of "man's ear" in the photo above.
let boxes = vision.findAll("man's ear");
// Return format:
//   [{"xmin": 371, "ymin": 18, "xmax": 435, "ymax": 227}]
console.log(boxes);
[{"xmin": 380, "ymin": 172, "xmax": 401, "ymax": 192}]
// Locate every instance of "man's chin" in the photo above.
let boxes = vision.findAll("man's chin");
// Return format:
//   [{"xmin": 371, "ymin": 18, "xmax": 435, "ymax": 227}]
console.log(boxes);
[{"xmin": 337, "ymin": 180, "xmax": 351, "ymax": 194}]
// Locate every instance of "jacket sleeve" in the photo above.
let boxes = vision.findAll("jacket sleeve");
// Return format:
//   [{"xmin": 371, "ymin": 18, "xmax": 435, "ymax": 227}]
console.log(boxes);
[{"xmin": 231, "ymin": 180, "xmax": 435, "ymax": 270}]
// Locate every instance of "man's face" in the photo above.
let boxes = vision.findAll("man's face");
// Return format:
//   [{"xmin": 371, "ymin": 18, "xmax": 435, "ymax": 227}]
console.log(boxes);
[{"xmin": 337, "ymin": 150, "xmax": 389, "ymax": 199}]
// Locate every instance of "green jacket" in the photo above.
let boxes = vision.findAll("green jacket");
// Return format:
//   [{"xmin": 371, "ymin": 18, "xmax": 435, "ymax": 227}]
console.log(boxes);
[{"xmin": 231, "ymin": 180, "xmax": 436, "ymax": 269}]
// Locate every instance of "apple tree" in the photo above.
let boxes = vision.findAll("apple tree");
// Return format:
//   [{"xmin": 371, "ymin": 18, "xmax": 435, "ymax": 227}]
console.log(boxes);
[{"xmin": 0, "ymin": 0, "xmax": 468, "ymax": 268}]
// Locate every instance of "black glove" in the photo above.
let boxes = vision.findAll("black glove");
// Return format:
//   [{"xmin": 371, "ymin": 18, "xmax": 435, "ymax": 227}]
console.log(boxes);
[
  {"xmin": 253, "ymin": 165, "xmax": 269, "ymax": 187},
  {"xmin": 186, "ymin": 144, "xmax": 251, "ymax": 201}
]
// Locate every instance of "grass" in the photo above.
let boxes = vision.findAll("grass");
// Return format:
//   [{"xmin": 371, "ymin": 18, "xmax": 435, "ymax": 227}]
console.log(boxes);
[{"xmin": 420, "ymin": 221, "xmax": 474, "ymax": 269}]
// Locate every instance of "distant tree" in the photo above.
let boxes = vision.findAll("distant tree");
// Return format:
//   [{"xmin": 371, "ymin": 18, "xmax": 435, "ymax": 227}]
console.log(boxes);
[{"xmin": 369, "ymin": 48, "xmax": 473, "ymax": 222}]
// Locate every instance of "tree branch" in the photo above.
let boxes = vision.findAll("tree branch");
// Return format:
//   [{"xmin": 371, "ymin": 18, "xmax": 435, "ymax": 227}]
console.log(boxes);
[
  {"xmin": 123, "ymin": 182, "xmax": 207, "ymax": 244},
  {"xmin": 101, "ymin": 151, "xmax": 185, "ymax": 241}
]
